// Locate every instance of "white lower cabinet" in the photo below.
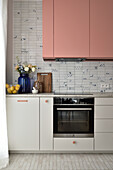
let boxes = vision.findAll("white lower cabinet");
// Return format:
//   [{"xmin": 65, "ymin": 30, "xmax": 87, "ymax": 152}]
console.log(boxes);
[
  {"xmin": 7, "ymin": 96, "xmax": 113, "ymax": 152},
  {"xmin": 95, "ymin": 119, "xmax": 113, "ymax": 132},
  {"xmin": 95, "ymin": 133, "xmax": 113, "ymax": 150},
  {"xmin": 95, "ymin": 106, "xmax": 113, "ymax": 119},
  {"xmin": 7, "ymin": 97, "xmax": 39, "ymax": 151},
  {"xmin": 40, "ymin": 97, "xmax": 53, "ymax": 150},
  {"xmin": 54, "ymin": 138, "xmax": 94, "ymax": 151},
  {"xmin": 95, "ymin": 98, "xmax": 113, "ymax": 106},
  {"xmin": 95, "ymin": 98, "xmax": 113, "ymax": 151}
]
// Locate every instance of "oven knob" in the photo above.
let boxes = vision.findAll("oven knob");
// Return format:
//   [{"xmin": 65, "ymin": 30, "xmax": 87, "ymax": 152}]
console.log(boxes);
[
  {"xmin": 45, "ymin": 100, "xmax": 48, "ymax": 103},
  {"xmin": 73, "ymin": 141, "xmax": 76, "ymax": 144}
]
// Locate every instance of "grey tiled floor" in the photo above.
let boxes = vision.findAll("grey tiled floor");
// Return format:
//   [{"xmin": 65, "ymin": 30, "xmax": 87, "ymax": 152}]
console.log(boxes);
[{"xmin": 3, "ymin": 153, "xmax": 113, "ymax": 170}]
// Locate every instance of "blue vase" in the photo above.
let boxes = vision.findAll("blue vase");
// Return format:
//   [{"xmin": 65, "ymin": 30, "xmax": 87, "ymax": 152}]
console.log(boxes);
[
  {"xmin": 18, "ymin": 73, "xmax": 30, "ymax": 93},
  {"xmin": 30, "ymin": 77, "xmax": 35, "ymax": 92}
]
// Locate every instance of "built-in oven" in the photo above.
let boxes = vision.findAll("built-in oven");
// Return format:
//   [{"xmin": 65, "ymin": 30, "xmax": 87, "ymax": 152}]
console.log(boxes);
[{"xmin": 53, "ymin": 97, "xmax": 94, "ymax": 137}]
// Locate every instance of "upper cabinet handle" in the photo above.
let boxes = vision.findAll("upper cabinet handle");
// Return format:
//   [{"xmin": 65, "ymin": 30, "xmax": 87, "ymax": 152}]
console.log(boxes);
[{"xmin": 17, "ymin": 100, "xmax": 28, "ymax": 102}]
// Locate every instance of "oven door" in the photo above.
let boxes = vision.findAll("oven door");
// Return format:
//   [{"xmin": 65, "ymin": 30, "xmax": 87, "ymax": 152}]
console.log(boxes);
[{"xmin": 53, "ymin": 105, "xmax": 94, "ymax": 137}]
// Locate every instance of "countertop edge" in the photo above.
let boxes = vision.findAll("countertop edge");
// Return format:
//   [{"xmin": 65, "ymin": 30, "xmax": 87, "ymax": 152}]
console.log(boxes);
[{"xmin": 6, "ymin": 93, "xmax": 113, "ymax": 98}]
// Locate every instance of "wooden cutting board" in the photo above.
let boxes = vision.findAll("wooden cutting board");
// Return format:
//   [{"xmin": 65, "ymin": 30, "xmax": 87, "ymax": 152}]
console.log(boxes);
[{"xmin": 37, "ymin": 73, "xmax": 52, "ymax": 93}]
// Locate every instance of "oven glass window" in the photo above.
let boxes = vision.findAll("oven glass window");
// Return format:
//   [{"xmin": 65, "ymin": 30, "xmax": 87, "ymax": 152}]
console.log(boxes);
[{"xmin": 57, "ymin": 110, "xmax": 90, "ymax": 133}]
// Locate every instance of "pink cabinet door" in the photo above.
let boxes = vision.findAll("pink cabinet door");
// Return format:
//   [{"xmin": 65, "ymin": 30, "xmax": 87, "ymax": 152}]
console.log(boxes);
[
  {"xmin": 90, "ymin": 0, "xmax": 113, "ymax": 58},
  {"xmin": 43, "ymin": 0, "xmax": 54, "ymax": 59},
  {"xmin": 54, "ymin": 0, "xmax": 89, "ymax": 58}
]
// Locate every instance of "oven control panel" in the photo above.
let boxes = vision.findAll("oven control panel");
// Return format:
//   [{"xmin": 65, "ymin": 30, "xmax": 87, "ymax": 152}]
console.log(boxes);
[{"xmin": 54, "ymin": 97, "xmax": 94, "ymax": 105}]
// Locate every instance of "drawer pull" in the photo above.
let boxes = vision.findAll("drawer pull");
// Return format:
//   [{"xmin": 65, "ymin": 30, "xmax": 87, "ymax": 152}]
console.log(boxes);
[
  {"xmin": 73, "ymin": 141, "xmax": 76, "ymax": 144},
  {"xmin": 17, "ymin": 100, "xmax": 28, "ymax": 102},
  {"xmin": 45, "ymin": 100, "xmax": 48, "ymax": 103}
]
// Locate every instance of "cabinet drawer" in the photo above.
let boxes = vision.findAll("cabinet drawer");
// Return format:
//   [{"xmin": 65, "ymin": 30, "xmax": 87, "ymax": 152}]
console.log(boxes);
[
  {"xmin": 95, "ymin": 133, "xmax": 113, "ymax": 150},
  {"xmin": 95, "ymin": 119, "xmax": 113, "ymax": 132},
  {"xmin": 54, "ymin": 138, "xmax": 93, "ymax": 151},
  {"xmin": 95, "ymin": 98, "xmax": 113, "ymax": 106},
  {"xmin": 95, "ymin": 106, "xmax": 113, "ymax": 118}
]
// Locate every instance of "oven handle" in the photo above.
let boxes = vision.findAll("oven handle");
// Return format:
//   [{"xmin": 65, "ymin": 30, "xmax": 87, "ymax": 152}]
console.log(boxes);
[{"xmin": 56, "ymin": 108, "xmax": 92, "ymax": 111}]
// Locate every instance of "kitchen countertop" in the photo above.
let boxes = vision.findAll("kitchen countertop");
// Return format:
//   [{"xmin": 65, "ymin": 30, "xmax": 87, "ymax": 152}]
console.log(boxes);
[{"xmin": 6, "ymin": 92, "xmax": 113, "ymax": 97}]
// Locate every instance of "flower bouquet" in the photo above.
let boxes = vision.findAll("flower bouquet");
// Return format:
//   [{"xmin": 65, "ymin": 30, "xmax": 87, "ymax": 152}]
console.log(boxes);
[
  {"xmin": 15, "ymin": 56, "xmax": 37, "ymax": 93},
  {"xmin": 15, "ymin": 56, "xmax": 37, "ymax": 74}
]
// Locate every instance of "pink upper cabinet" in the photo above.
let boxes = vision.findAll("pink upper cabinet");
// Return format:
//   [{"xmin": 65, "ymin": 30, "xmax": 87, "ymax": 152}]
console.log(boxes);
[
  {"xmin": 43, "ymin": 0, "xmax": 54, "ymax": 59},
  {"xmin": 54, "ymin": 0, "xmax": 89, "ymax": 58},
  {"xmin": 90, "ymin": 0, "xmax": 113, "ymax": 58}
]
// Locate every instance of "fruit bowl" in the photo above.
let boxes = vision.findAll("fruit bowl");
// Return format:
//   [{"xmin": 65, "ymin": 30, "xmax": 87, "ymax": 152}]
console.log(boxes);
[{"xmin": 6, "ymin": 84, "xmax": 20, "ymax": 94}]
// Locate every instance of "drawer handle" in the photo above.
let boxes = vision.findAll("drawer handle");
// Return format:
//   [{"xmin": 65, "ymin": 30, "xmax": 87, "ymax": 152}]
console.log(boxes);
[
  {"xmin": 73, "ymin": 141, "xmax": 76, "ymax": 144},
  {"xmin": 45, "ymin": 100, "xmax": 48, "ymax": 103},
  {"xmin": 17, "ymin": 100, "xmax": 28, "ymax": 102}
]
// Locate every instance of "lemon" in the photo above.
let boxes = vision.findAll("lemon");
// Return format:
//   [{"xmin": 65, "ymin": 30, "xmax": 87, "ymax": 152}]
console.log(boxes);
[
  {"xmin": 6, "ymin": 84, "xmax": 10, "ymax": 89},
  {"xmin": 10, "ymin": 86, "xmax": 15, "ymax": 91},
  {"xmin": 16, "ymin": 84, "xmax": 20, "ymax": 87},
  {"xmin": 15, "ymin": 86, "xmax": 20, "ymax": 91},
  {"xmin": 7, "ymin": 88, "xmax": 12, "ymax": 94},
  {"xmin": 13, "ymin": 90, "xmax": 17, "ymax": 94}
]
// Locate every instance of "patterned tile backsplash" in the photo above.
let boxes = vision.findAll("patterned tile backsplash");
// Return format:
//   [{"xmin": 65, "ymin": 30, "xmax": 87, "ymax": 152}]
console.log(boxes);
[{"xmin": 13, "ymin": 0, "xmax": 113, "ymax": 93}]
